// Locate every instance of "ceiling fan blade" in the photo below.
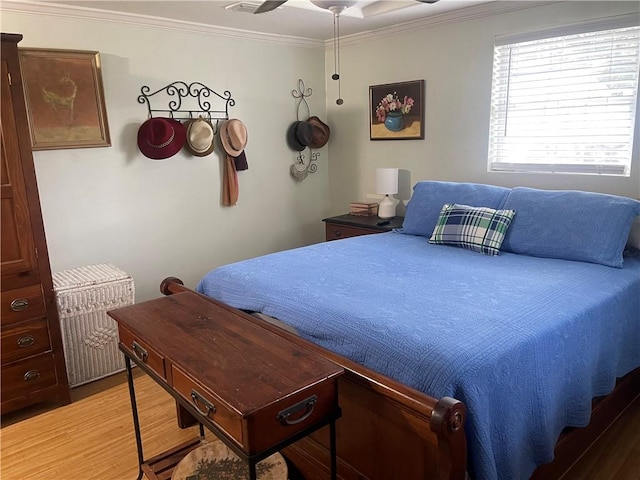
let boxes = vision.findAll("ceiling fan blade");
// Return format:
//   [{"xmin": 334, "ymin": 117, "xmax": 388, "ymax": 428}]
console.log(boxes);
[
  {"xmin": 253, "ymin": 0, "xmax": 288, "ymax": 14},
  {"xmin": 416, "ymin": 0, "xmax": 440, "ymax": 3}
]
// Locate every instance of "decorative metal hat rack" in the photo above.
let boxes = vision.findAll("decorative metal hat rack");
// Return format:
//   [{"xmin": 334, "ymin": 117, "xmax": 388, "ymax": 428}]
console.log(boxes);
[
  {"xmin": 138, "ymin": 81, "xmax": 235, "ymax": 133},
  {"xmin": 290, "ymin": 79, "xmax": 320, "ymax": 182}
]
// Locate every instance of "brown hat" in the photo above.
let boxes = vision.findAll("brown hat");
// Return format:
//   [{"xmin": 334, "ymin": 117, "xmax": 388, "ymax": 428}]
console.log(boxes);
[
  {"xmin": 137, "ymin": 117, "xmax": 186, "ymax": 160},
  {"xmin": 307, "ymin": 116, "xmax": 330, "ymax": 148},
  {"xmin": 220, "ymin": 119, "xmax": 248, "ymax": 157},
  {"xmin": 184, "ymin": 117, "xmax": 215, "ymax": 157},
  {"xmin": 287, "ymin": 121, "xmax": 313, "ymax": 151}
]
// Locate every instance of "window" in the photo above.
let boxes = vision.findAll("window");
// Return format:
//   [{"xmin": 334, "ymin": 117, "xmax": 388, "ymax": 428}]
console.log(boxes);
[{"xmin": 488, "ymin": 15, "xmax": 640, "ymax": 176}]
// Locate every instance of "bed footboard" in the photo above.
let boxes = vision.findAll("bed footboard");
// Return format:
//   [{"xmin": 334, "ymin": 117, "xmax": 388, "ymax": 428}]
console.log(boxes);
[{"xmin": 160, "ymin": 277, "xmax": 467, "ymax": 480}]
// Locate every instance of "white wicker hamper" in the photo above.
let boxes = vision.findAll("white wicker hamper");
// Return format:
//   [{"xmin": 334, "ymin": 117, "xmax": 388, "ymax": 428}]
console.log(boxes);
[{"xmin": 52, "ymin": 264, "xmax": 135, "ymax": 387}]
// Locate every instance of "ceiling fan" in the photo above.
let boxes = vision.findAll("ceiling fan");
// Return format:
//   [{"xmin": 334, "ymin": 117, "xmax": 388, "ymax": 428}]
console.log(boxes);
[
  {"xmin": 253, "ymin": 0, "xmax": 440, "ymax": 105},
  {"xmin": 253, "ymin": 0, "xmax": 440, "ymax": 15}
]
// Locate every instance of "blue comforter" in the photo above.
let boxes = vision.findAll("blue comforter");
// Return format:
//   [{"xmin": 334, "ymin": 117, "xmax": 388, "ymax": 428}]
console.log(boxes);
[{"xmin": 197, "ymin": 233, "xmax": 640, "ymax": 480}]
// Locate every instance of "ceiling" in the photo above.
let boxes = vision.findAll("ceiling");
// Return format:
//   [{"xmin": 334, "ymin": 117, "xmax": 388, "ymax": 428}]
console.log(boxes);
[{"xmin": 29, "ymin": 0, "xmax": 497, "ymax": 41}]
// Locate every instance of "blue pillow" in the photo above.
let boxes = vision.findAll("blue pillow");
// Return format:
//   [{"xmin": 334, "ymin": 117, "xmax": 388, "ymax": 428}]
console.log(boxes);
[
  {"xmin": 501, "ymin": 187, "xmax": 640, "ymax": 268},
  {"xmin": 398, "ymin": 181, "xmax": 511, "ymax": 237}
]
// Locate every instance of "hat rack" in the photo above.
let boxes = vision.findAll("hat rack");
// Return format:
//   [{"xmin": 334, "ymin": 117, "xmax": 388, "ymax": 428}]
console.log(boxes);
[
  {"xmin": 138, "ymin": 81, "xmax": 235, "ymax": 133},
  {"xmin": 290, "ymin": 79, "xmax": 320, "ymax": 181}
]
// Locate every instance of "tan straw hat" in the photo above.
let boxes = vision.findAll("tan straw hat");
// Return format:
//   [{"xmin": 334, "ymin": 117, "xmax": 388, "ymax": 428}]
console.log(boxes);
[
  {"xmin": 184, "ymin": 118, "xmax": 215, "ymax": 157},
  {"xmin": 220, "ymin": 119, "xmax": 248, "ymax": 157}
]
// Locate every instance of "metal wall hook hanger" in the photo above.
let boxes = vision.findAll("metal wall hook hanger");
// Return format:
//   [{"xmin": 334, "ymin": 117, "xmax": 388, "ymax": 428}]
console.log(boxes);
[
  {"xmin": 291, "ymin": 78, "xmax": 312, "ymax": 121},
  {"xmin": 138, "ymin": 81, "xmax": 235, "ymax": 128},
  {"xmin": 290, "ymin": 78, "xmax": 322, "ymax": 181}
]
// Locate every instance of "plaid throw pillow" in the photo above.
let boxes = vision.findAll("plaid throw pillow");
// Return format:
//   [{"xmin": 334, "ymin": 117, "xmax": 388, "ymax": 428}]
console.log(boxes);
[{"xmin": 429, "ymin": 203, "xmax": 516, "ymax": 256}]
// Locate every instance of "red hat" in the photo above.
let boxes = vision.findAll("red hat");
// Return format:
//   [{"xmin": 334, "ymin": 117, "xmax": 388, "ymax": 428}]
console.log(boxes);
[{"xmin": 137, "ymin": 117, "xmax": 186, "ymax": 159}]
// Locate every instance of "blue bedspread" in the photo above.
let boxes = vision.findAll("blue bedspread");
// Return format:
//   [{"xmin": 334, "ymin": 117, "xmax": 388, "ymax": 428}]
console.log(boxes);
[{"xmin": 197, "ymin": 233, "xmax": 640, "ymax": 480}]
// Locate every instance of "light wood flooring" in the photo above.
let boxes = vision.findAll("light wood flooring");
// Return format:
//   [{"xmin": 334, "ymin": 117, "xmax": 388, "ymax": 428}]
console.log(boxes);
[{"xmin": 1, "ymin": 370, "xmax": 639, "ymax": 480}]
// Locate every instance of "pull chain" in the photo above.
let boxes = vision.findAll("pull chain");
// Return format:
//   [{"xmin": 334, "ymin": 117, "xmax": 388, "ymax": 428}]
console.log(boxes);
[{"xmin": 332, "ymin": 12, "xmax": 344, "ymax": 106}]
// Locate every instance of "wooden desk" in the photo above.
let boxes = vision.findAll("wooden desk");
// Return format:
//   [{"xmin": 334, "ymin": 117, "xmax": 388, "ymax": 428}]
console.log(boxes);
[{"xmin": 108, "ymin": 291, "xmax": 343, "ymax": 480}]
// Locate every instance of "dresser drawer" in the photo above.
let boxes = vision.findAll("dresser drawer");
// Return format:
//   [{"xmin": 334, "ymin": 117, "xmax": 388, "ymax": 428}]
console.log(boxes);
[
  {"xmin": 172, "ymin": 364, "xmax": 243, "ymax": 446},
  {"xmin": 1, "ymin": 284, "xmax": 47, "ymax": 326},
  {"xmin": 1, "ymin": 318, "xmax": 51, "ymax": 365},
  {"xmin": 325, "ymin": 223, "xmax": 377, "ymax": 241},
  {"xmin": 1, "ymin": 352, "xmax": 58, "ymax": 400},
  {"xmin": 118, "ymin": 325, "xmax": 166, "ymax": 379}
]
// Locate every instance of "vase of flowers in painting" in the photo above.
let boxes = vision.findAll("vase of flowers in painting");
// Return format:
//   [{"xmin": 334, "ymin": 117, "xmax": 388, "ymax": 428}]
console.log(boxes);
[
  {"xmin": 376, "ymin": 92, "xmax": 414, "ymax": 133},
  {"xmin": 384, "ymin": 111, "xmax": 404, "ymax": 131}
]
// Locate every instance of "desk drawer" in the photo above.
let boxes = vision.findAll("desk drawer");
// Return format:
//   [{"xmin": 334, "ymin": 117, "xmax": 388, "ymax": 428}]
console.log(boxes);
[
  {"xmin": 172, "ymin": 364, "xmax": 243, "ymax": 446},
  {"xmin": 118, "ymin": 326, "xmax": 166, "ymax": 379},
  {"xmin": 1, "ymin": 318, "xmax": 51, "ymax": 365},
  {"xmin": 174, "ymin": 363, "xmax": 339, "ymax": 455},
  {"xmin": 1, "ymin": 284, "xmax": 47, "ymax": 326},
  {"xmin": 243, "ymin": 377, "xmax": 339, "ymax": 454}
]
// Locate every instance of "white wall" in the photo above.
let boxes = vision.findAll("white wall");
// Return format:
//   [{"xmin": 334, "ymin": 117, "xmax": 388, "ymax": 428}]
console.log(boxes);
[
  {"xmin": 3, "ymin": 2, "xmax": 639, "ymax": 302},
  {"xmin": 2, "ymin": 9, "xmax": 330, "ymax": 301},
  {"xmin": 326, "ymin": 1, "xmax": 640, "ymax": 215}
]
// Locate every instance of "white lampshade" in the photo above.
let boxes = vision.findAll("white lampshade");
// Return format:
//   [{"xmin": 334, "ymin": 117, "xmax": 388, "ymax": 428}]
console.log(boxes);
[
  {"xmin": 376, "ymin": 168, "xmax": 398, "ymax": 195},
  {"xmin": 376, "ymin": 168, "xmax": 398, "ymax": 219}
]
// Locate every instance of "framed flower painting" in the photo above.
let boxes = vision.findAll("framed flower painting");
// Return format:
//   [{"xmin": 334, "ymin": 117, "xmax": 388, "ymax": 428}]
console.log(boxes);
[{"xmin": 369, "ymin": 80, "xmax": 424, "ymax": 140}]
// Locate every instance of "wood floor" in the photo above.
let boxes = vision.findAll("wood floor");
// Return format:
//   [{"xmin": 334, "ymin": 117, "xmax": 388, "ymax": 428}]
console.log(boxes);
[{"xmin": 1, "ymin": 370, "xmax": 639, "ymax": 480}]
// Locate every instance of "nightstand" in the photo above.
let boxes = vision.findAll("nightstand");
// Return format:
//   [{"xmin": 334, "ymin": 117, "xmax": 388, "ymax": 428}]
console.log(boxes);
[{"xmin": 322, "ymin": 214, "xmax": 404, "ymax": 241}]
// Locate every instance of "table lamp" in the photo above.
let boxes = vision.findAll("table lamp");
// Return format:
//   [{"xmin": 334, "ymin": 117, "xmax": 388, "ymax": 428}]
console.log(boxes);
[{"xmin": 376, "ymin": 168, "xmax": 398, "ymax": 219}]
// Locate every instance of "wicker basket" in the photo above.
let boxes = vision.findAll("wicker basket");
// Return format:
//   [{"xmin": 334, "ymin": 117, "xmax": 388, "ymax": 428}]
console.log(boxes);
[{"xmin": 53, "ymin": 264, "xmax": 135, "ymax": 387}]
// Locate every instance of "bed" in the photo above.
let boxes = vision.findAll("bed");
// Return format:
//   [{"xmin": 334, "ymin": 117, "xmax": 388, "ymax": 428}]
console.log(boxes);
[{"xmin": 163, "ymin": 182, "xmax": 640, "ymax": 480}]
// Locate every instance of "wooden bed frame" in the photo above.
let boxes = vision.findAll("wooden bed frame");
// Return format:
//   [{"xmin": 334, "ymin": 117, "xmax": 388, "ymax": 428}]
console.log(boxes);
[{"xmin": 160, "ymin": 277, "xmax": 640, "ymax": 480}]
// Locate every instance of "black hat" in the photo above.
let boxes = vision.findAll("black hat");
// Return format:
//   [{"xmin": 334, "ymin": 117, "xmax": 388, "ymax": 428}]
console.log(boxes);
[{"xmin": 287, "ymin": 121, "xmax": 313, "ymax": 151}]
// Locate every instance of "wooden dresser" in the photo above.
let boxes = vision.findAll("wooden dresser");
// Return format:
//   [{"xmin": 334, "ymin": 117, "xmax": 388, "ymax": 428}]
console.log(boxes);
[{"xmin": 1, "ymin": 33, "xmax": 70, "ymax": 414}]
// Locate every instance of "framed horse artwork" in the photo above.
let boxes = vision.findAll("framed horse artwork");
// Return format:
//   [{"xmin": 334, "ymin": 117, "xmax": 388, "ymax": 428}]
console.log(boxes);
[{"xmin": 18, "ymin": 48, "xmax": 110, "ymax": 150}]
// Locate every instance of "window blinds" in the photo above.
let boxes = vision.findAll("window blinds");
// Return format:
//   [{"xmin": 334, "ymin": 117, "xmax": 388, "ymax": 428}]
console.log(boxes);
[{"xmin": 488, "ymin": 15, "xmax": 640, "ymax": 176}]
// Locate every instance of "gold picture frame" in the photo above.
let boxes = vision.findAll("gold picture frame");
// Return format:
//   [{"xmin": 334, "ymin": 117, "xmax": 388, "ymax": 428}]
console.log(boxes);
[
  {"xmin": 369, "ymin": 80, "xmax": 424, "ymax": 141},
  {"xmin": 18, "ymin": 48, "xmax": 111, "ymax": 150}
]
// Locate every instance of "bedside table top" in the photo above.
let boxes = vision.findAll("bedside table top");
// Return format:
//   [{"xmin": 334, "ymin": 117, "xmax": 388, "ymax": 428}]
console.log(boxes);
[{"xmin": 322, "ymin": 214, "xmax": 405, "ymax": 232}]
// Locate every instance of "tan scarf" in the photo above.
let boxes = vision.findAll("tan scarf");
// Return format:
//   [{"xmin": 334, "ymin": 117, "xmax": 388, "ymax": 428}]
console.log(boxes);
[{"xmin": 222, "ymin": 154, "xmax": 239, "ymax": 206}]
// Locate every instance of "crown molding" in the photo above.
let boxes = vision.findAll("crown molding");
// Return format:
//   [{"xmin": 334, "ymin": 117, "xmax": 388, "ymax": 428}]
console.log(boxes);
[
  {"xmin": 333, "ymin": 1, "xmax": 561, "ymax": 47},
  {"xmin": 2, "ymin": 0, "xmax": 561, "ymax": 49},
  {"xmin": 0, "ymin": 0, "xmax": 325, "ymax": 49}
]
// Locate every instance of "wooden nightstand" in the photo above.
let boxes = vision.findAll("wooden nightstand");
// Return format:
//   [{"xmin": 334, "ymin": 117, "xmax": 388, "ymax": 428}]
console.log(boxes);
[{"xmin": 322, "ymin": 214, "xmax": 404, "ymax": 241}]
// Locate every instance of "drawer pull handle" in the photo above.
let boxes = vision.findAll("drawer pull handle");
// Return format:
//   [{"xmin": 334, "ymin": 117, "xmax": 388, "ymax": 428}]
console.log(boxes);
[
  {"xmin": 10, "ymin": 298, "xmax": 29, "ymax": 312},
  {"xmin": 190, "ymin": 389, "xmax": 216, "ymax": 417},
  {"xmin": 23, "ymin": 370, "xmax": 41, "ymax": 382},
  {"xmin": 17, "ymin": 335, "xmax": 35, "ymax": 348},
  {"xmin": 277, "ymin": 394, "xmax": 318, "ymax": 426},
  {"xmin": 131, "ymin": 341, "xmax": 148, "ymax": 362},
  {"xmin": 333, "ymin": 230, "xmax": 342, "ymax": 237}
]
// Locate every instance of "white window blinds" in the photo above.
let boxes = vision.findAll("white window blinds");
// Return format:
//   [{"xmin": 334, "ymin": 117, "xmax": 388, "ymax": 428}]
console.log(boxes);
[{"xmin": 488, "ymin": 16, "xmax": 640, "ymax": 176}]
